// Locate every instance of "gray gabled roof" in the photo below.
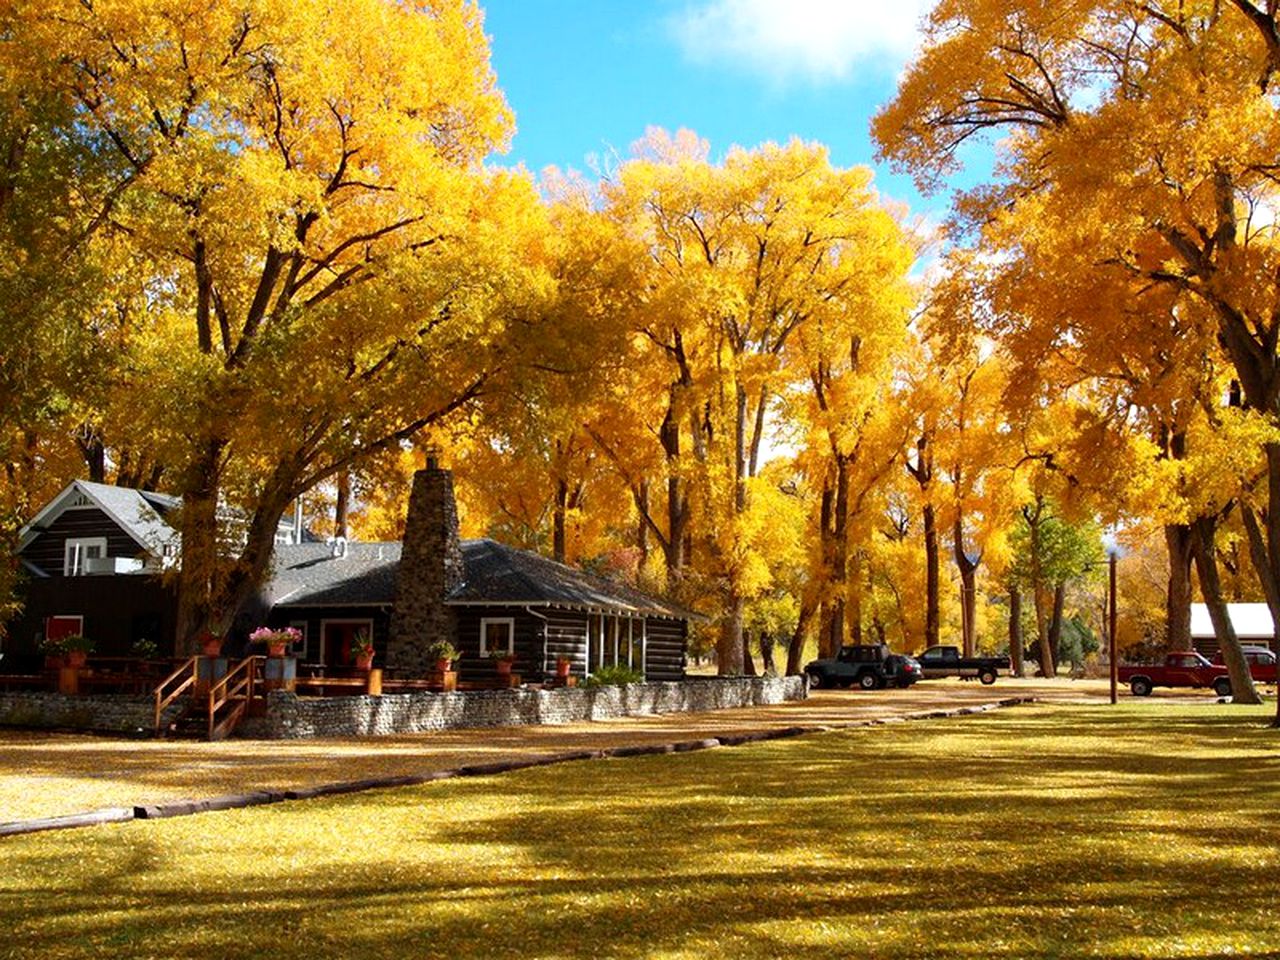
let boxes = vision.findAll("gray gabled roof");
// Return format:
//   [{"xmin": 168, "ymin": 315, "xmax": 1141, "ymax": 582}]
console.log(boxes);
[
  {"xmin": 267, "ymin": 537, "xmax": 694, "ymax": 620},
  {"xmin": 448, "ymin": 539, "xmax": 693, "ymax": 618},
  {"xmin": 17, "ymin": 480, "xmax": 181, "ymax": 557},
  {"xmin": 269, "ymin": 542, "xmax": 402, "ymax": 607}
]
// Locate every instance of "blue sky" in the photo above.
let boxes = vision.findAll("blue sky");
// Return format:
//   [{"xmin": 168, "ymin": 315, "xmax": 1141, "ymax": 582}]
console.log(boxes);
[{"xmin": 480, "ymin": 0, "xmax": 986, "ymax": 226}]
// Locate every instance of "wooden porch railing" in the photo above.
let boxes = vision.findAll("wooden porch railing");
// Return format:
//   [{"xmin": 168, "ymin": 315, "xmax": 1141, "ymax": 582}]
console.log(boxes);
[
  {"xmin": 206, "ymin": 656, "xmax": 260, "ymax": 741},
  {"xmin": 153, "ymin": 657, "xmax": 199, "ymax": 735}
]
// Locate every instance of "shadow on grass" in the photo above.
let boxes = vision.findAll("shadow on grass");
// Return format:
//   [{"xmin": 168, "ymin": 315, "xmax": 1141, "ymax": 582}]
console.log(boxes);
[{"xmin": 2, "ymin": 703, "xmax": 1279, "ymax": 959}]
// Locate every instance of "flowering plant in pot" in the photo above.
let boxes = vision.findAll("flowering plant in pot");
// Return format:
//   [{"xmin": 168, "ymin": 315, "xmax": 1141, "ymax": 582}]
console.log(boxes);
[
  {"xmin": 555, "ymin": 655, "xmax": 572, "ymax": 678},
  {"xmin": 492, "ymin": 650, "xmax": 516, "ymax": 675},
  {"xmin": 250, "ymin": 626, "xmax": 302, "ymax": 657},
  {"xmin": 352, "ymin": 630, "xmax": 375, "ymax": 671},
  {"xmin": 427, "ymin": 640, "xmax": 459, "ymax": 673},
  {"xmin": 61, "ymin": 634, "xmax": 95, "ymax": 669},
  {"xmin": 39, "ymin": 634, "xmax": 67, "ymax": 669}
]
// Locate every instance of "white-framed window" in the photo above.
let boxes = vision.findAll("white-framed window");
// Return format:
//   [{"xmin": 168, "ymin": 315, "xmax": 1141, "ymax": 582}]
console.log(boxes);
[
  {"xmin": 479, "ymin": 617, "xmax": 515, "ymax": 658},
  {"xmin": 63, "ymin": 537, "xmax": 107, "ymax": 576}
]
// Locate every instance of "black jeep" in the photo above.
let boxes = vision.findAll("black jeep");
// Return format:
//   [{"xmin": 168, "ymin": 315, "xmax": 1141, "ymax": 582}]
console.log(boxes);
[{"xmin": 804, "ymin": 644, "xmax": 922, "ymax": 690}]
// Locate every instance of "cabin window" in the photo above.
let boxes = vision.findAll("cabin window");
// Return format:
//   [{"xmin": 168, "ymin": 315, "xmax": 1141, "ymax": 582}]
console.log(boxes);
[
  {"xmin": 479, "ymin": 617, "xmax": 515, "ymax": 658},
  {"xmin": 63, "ymin": 537, "xmax": 107, "ymax": 576}
]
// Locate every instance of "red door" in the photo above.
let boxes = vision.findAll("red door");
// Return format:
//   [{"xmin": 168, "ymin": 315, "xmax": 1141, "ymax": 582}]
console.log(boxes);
[
  {"xmin": 45, "ymin": 616, "xmax": 84, "ymax": 644},
  {"xmin": 321, "ymin": 621, "xmax": 370, "ymax": 670}
]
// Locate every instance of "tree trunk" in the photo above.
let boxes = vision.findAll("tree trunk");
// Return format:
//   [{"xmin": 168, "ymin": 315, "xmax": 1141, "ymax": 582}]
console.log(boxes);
[
  {"xmin": 553, "ymin": 477, "xmax": 568, "ymax": 564},
  {"xmin": 660, "ymin": 404, "xmax": 687, "ymax": 574},
  {"xmin": 953, "ymin": 517, "xmax": 979, "ymax": 657},
  {"xmin": 637, "ymin": 480, "xmax": 650, "ymax": 568},
  {"xmin": 849, "ymin": 551, "xmax": 864, "ymax": 645},
  {"xmin": 922, "ymin": 502, "xmax": 939, "ymax": 648},
  {"xmin": 1193, "ymin": 515, "xmax": 1261, "ymax": 703},
  {"xmin": 76, "ymin": 424, "xmax": 105, "ymax": 483},
  {"xmin": 1164, "ymin": 523, "xmax": 1194, "ymax": 651},
  {"xmin": 334, "ymin": 468, "xmax": 350, "ymax": 540},
  {"xmin": 759, "ymin": 632, "xmax": 777, "ymax": 675},
  {"xmin": 786, "ymin": 599, "xmax": 816, "ymax": 676},
  {"xmin": 1009, "ymin": 588, "xmax": 1025, "ymax": 677},
  {"xmin": 742, "ymin": 629, "xmax": 757, "ymax": 676},
  {"xmin": 718, "ymin": 589, "xmax": 745, "ymax": 675},
  {"xmin": 1033, "ymin": 584, "xmax": 1054, "ymax": 677},
  {"xmin": 1048, "ymin": 582, "xmax": 1066, "ymax": 672},
  {"xmin": 174, "ymin": 439, "xmax": 225, "ymax": 654}
]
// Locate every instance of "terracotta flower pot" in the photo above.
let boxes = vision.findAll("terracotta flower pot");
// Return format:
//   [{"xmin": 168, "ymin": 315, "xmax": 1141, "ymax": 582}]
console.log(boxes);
[
  {"xmin": 355, "ymin": 652, "xmax": 374, "ymax": 671},
  {"xmin": 496, "ymin": 658, "xmax": 513, "ymax": 676},
  {"xmin": 434, "ymin": 658, "xmax": 453, "ymax": 674},
  {"xmin": 555, "ymin": 659, "xmax": 571, "ymax": 678},
  {"xmin": 268, "ymin": 642, "xmax": 287, "ymax": 658},
  {"xmin": 66, "ymin": 650, "xmax": 87, "ymax": 670},
  {"xmin": 201, "ymin": 639, "xmax": 223, "ymax": 658}
]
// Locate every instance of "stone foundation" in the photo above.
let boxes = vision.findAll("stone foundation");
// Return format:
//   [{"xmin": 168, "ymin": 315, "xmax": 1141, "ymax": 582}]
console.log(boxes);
[
  {"xmin": 238, "ymin": 676, "xmax": 807, "ymax": 740},
  {"xmin": 0, "ymin": 692, "xmax": 183, "ymax": 736}
]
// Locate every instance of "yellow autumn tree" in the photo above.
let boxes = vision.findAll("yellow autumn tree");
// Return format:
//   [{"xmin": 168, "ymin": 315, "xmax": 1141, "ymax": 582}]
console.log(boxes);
[
  {"xmin": 599, "ymin": 130, "xmax": 916, "ymax": 673},
  {"xmin": 876, "ymin": 0, "xmax": 1280, "ymax": 716},
  {"xmin": 2, "ymin": 0, "xmax": 522, "ymax": 645}
]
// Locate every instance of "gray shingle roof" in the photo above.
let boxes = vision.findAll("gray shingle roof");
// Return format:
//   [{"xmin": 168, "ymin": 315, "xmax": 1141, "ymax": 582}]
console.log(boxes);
[
  {"xmin": 269, "ymin": 542, "xmax": 402, "ymax": 607},
  {"xmin": 268, "ymin": 537, "xmax": 693, "ymax": 619},
  {"xmin": 81, "ymin": 482, "xmax": 182, "ymax": 555},
  {"xmin": 15, "ymin": 480, "xmax": 183, "ymax": 556},
  {"xmin": 448, "ymin": 539, "xmax": 693, "ymax": 618}
]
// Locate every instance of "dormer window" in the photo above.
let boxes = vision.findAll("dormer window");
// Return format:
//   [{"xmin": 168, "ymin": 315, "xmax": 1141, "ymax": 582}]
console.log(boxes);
[{"xmin": 64, "ymin": 537, "xmax": 107, "ymax": 576}]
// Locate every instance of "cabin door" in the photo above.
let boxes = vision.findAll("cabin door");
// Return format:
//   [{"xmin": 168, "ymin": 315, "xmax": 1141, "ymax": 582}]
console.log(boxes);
[
  {"xmin": 320, "ymin": 619, "xmax": 373, "ymax": 670},
  {"xmin": 45, "ymin": 616, "xmax": 84, "ymax": 645}
]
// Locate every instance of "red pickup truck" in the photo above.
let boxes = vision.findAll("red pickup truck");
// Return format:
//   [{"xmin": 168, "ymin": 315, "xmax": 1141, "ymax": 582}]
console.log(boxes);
[
  {"xmin": 1210, "ymin": 645, "xmax": 1278, "ymax": 685},
  {"xmin": 1119, "ymin": 652, "xmax": 1232, "ymax": 697}
]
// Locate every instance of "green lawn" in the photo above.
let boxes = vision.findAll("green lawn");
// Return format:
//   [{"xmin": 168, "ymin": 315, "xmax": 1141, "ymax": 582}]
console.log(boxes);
[{"xmin": 4, "ymin": 701, "xmax": 1279, "ymax": 959}]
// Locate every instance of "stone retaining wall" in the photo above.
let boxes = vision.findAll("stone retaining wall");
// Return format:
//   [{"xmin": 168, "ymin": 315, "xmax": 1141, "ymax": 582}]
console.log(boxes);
[
  {"xmin": 238, "ymin": 676, "xmax": 808, "ymax": 740},
  {"xmin": 0, "ymin": 691, "xmax": 182, "ymax": 736}
]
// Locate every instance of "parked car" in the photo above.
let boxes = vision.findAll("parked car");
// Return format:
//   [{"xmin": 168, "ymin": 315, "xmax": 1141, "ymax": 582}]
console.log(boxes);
[
  {"xmin": 805, "ymin": 644, "xmax": 922, "ymax": 690},
  {"xmin": 1209, "ymin": 645, "xmax": 1278, "ymax": 685},
  {"xmin": 915, "ymin": 645, "xmax": 1007, "ymax": 684},
  {"xmin": 1119, "ymin": 651, "xmax": 1231, "ymax": 697}
]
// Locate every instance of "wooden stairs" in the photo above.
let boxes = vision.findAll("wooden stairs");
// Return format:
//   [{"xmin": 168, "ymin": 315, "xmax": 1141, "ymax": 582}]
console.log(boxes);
[{"xmin": 154, "ymin": 656, "xmax": 260, "ymax": 741}]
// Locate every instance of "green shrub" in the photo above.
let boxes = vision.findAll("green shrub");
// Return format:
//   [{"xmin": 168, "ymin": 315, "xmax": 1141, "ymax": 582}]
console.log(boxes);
[{"xmin": 583, "ymin": 664, "xmax": 645, "ymax": 687}]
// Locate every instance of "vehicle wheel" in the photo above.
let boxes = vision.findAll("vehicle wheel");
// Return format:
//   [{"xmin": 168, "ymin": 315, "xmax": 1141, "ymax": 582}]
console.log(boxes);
[
  {"xmin": 1214, "ymin": 677, "xmax": 1232, "ymax": 698},
  {"xmin": 858, "ymin": 671, "xmax": 879, "ymax": 691},
  {"xmin": 1130, "ymin": 677, "xmax": 1153, "ymax": 697},
  {"xmin": 806, "ymin": 671, "xmax": 825, "ymax": 690},
  {"xmin": 979, "ymin": 668, "xmax": 997, "ymax": 685}
]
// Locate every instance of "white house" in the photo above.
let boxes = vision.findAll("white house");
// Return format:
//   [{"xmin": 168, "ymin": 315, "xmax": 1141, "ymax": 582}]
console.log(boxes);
[{"xmin": 1191, "ymin": 603, "xmax": 1276, "ymax": 651}]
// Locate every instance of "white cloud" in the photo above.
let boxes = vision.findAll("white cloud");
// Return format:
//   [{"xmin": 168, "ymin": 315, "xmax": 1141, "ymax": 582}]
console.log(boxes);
[{"xmin": 668, "ymin": 0, "xmax": 932, "ymax": 86}]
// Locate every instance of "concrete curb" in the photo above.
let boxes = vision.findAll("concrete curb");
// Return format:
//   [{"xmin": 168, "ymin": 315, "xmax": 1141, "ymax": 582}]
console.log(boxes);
[{"xmin": 0, "ymin": 696, "xmax": 1037, "ymax": 837}]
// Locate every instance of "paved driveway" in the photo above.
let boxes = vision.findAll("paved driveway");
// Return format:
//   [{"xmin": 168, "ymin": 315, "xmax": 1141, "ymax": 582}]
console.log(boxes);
[{"xmin": 0, "ymin": 678, "xmax": 1155, "ymax": 822}]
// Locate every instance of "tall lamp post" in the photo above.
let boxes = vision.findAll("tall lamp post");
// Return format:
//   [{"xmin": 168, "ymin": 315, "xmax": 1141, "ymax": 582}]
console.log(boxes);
[{"xmin": 1109, "ymin": 550, "xmax": 1118, "ymax": 705}]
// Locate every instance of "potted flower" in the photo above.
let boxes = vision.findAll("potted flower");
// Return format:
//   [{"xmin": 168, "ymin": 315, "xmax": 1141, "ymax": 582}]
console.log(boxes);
[
  {"xmin": 250, "ymin": 626, "xmax": 301, "ymax": 657},
  {"xmin": 352, "ymin": 630, "xmax": 375, "ymax": 671},
  {"xmin": 555, "ymin": 655, "xmax": 572, "ymax": 679},
  {"xmin": 428, "ymin": 640, "xmax": 459, "ymax": 673},
  {"xmin": 61, "ymin": 634, "xmax": 95, "ymax": 670},
  {"xmin": 131, "ymin": 638, "xmax": 158, "ymax": 660},
  {"xmin": 493, "ymin": 650, "xmax": 516, "ymax": 676},
  {"xmin": 40, "ymin": 634, "xmax": 67, "ymax": 670}
]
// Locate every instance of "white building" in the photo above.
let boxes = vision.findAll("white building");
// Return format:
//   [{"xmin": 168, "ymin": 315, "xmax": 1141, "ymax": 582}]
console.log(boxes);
[{"xmin": 1191, "ymin": 603, "xmax": 1276, "ymax": 653}]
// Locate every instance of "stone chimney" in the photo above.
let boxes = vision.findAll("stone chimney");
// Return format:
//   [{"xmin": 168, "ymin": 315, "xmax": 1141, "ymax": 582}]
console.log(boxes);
[{"xmin": 388, "ymin": 454, "xmax": 464, "ymax": 674}]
